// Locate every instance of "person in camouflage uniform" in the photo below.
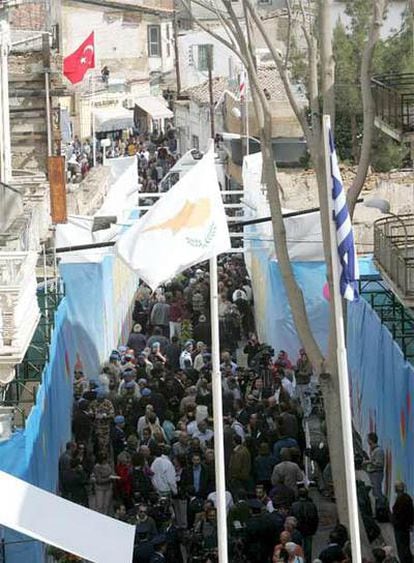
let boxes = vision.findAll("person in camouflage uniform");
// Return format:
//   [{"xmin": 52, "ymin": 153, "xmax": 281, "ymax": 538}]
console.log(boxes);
[
  {"xmin": 90, "ymin": 390, "xmax": 115, "ymax": 455},
  {"xmin": 118, "ymin": 381, "xmax": 140, "ymax": 435}
]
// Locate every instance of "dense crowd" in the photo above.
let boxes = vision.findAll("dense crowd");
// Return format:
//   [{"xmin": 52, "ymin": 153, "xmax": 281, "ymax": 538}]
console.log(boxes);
[
  {"xmin": 65, "ymin": 123, "xmax": 179, "ymax": 188},
  {"xmin": 59, "ymin": 132, "xmax": 414, "ymax": 562},
  {"xmin": 59, "ymin": 256, "xmax": 330, "ymax": 563}
]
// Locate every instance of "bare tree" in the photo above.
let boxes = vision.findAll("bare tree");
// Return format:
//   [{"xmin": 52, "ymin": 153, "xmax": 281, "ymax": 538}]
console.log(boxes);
[{"xmin": 180, "ymin": 0, "xmax": 387, "ymax": 538}]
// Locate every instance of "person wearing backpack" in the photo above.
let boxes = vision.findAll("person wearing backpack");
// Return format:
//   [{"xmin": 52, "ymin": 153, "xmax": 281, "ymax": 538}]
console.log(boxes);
[{"xmin": 290, "ymin": 487, "xmax": 319, "ymax": 563}]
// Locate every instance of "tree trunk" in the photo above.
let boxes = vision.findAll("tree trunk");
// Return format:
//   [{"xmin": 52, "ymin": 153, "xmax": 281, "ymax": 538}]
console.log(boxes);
[{"xmin": 351, "ymin": 112, "xmax": 359, "ymax": 162}]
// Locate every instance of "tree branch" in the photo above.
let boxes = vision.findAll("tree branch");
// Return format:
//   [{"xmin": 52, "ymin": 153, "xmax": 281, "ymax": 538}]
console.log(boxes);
[
  {"xmin": 244, "ymin": 0, "xmax": 312, "ymax": 141},
  {"xmin": 319, "ymin": 0, "xmax": 335, "ymax": 125},
  {"xmin": 180, "ymin": 0, "xmax": 250, "ymax": 68},
  {"xmin": 284, "ymin": 0, "xmax": 293, "ymax": 70},
  {"xmin": 347, "ymin": 0, "xmax": 388, "ymax": 218}
]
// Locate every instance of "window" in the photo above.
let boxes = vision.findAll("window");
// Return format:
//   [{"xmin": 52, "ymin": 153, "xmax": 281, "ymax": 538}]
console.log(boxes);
[
  {"xmin": 191, "ymin": 135, "xmax": 199, "ymax": 150},
  {"xmin": 197, "ymin": 44, "xmax": 213, "ymax": 72},
  {"xmin": 148, "ymin": 25, "xmax": 161, "ymax": 57},
  {"xmin": 166, "ymin": 23, "xmax": 170, "ymax": 40}
]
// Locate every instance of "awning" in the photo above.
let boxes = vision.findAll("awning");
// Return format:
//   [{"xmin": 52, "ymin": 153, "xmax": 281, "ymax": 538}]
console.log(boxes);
[
  {"xmin": 94, "ymin": 107, "xmax": 134, "ymax": 132},
  {"xmin": 134, "ymin": 96, "xmax": 173, "ymax": 120}
]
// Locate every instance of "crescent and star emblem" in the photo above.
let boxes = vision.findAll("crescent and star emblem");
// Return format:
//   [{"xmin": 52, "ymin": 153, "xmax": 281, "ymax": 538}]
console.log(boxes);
[{"xmin": 80, "ymin": 45, "xmax": 94, "ymax": 65}]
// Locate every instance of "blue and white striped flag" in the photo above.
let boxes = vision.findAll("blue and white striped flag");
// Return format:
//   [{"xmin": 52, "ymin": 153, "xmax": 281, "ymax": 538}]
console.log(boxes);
[{"xmin": 329, "ymin": 130, "xmax": 359, "ymax": 301}]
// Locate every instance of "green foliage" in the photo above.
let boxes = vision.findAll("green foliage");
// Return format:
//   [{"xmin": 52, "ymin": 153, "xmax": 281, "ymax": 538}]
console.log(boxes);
[
  {"xmin": 371, "ymin": 131, "xmax": 409, "ymax": 172},
  {"xmin": 289, "ymin": 37, "xmax": 308, "ymax": 85},
  {"xmin": 333, "ymin": 3, "xmax": 413, "ymax": 170},
  {"xmin": 373, "ymin": 13, "xmax": 414, "ymax": 75}
]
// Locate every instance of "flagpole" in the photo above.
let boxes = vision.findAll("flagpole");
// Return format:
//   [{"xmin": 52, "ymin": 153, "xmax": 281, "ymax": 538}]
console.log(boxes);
[
  {"xmin": 245, "ymin": 71, "xmax": 249, "ymax": 157},
  {"xmin": 209, "ymin": 255, "xmax": 229, "ymax": 563},
  {"xmin": 322, "ymin": 114, "xmax": 361, "ymax": 562},
  {"xmin": 91, "ymin": 73, "xmax": 96, "ymax": 167}
]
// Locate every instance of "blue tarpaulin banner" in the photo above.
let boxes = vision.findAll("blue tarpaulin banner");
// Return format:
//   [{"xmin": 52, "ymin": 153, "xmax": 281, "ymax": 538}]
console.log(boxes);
[
  {"xmin": 0, "ymin": 299, "xmax": 73, "ymax": 561},
  {"xmin": 348, "ymin": 298, "xmax": 414, "ymax": 498},
  {"xmin": 250, "ymin": 250, "xmax": 413, "ymax": 498},
  {"xmin": 0, "ymin": 254, "xmax": 138, "ymax": 561}
]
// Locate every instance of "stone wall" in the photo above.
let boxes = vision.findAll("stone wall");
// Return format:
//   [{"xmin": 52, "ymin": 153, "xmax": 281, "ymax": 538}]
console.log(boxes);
[
  {"xmin": 9, "ymin": 47, "xmax": 63, "ymax": 174},
  {"xmin": 278, "ymin": 168, "xmax": 414, "ymax": 255}
]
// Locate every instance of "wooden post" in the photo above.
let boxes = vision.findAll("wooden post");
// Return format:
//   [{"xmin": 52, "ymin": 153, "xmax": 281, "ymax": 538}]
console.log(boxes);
[{"xmin": 48, "ymin": 156, "xmax": 67, "ymax": 224}]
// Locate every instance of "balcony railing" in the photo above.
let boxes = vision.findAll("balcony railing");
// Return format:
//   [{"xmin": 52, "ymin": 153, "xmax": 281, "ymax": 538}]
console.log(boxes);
[
  {"xmin": 372, "ymin": 73, "xmax": 414, "ymax": 135},
  {"xmin": 373, "ymin": 215, "xmax": 414, "ymax": 303},
  {"xmin": 0, "ymin": 251, "xmax": 41, "ymax": 384}
]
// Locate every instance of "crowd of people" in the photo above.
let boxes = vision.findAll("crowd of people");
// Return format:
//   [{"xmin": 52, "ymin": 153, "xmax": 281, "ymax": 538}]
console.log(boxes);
[
  {"xmin": 65, "ymin": 123, "xmax": 179, "ymax": 188},
  {"xmin": 66, "ymin": 136, "xmax": 95, "ymax": 182},
  {"xmin": 58, "ymin": 253, "xmax": 414, "ymax": 563},
  {"xmin": 59, "ymin": 131, "xmax": 414, "ymax": 562},
  {"xmin": 59, "ymin": 256, "xmax": 328, "ymax": 563}
]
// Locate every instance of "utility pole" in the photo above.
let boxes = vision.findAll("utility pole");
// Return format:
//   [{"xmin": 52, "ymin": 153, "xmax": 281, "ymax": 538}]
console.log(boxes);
[
  {"xmin": 173, "ymin": 0, "xmax": 181, "ymax": 96},
  {"xmin": 0, "ymin": 15, "xmax": 12, "ymax": 184},
  {"xmin": 207, "ymin": 44, "xmax": 214, "ymax": 138}
]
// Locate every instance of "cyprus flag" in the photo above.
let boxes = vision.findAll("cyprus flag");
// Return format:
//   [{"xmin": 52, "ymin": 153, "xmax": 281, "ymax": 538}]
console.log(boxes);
[{"xmin": 116, "ymin": 143, "xmax": 231, "ymax": 289}]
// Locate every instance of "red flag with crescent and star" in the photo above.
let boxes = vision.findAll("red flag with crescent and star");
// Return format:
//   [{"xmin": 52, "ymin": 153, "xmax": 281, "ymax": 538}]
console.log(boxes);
[{"xmin": 63, "ymin": 32, "xmax": 95, "ymax": 84}]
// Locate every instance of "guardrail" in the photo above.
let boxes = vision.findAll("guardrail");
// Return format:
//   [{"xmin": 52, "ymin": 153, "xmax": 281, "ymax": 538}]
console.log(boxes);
[
  {"xmin": 373, "ymin": 214, "xmax": 414, "ymax": 299},
  {"xmin": 372, "ymin": 73, "xmax": 414, "ymax": 134}
]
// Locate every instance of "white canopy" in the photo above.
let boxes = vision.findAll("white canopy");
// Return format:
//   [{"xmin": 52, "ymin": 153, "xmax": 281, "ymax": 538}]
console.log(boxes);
[
  {"xmin": 94, "ymin": 107, "xmax": 134, "ymax": 132},
  {"xmin": 134, "ymin": 95, "xmax": 173, "ymax": 119},
  {"xmin": 0, "ymin": 470, "xmax": 135, "ymax": 563}
]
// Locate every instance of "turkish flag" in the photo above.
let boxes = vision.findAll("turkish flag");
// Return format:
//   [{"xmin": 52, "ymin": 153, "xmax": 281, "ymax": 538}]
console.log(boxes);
[{"xmin": 63, "ymin": 32, "xmax": 95, "ymax": 84}]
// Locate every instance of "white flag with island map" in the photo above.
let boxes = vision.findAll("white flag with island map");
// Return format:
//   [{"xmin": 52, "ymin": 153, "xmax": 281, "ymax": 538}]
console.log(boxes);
[{"xmin": 116, "ymin": 143, "xmax": 231, "ymax": 289}]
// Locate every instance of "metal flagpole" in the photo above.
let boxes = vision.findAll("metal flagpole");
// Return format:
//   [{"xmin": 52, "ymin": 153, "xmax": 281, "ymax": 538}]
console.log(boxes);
[
  {"xmin": 91, "ymin": 73, "xmax": 96, "ymax": 167},
  {"xmin": 245, "ymin": 71, "xmax": 249, "ymax": 157},
  {"xmin": 209, "ymin": 256, "xmax": 229, "ymax": 563},
  {"xmin": 322, "ymin": 114, "xmax": 361, "ymax": 562}
]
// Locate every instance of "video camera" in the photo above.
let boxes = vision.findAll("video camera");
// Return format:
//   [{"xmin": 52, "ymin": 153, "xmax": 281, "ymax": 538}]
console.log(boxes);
[{"xmin": 250, "ymin": 344, "xmax": 275, "ymax": 370}]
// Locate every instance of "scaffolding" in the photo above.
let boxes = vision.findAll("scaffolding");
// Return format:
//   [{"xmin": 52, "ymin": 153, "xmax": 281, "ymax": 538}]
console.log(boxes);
[{"xmin": 358, "ymin": 273, "xmax": 414, "ymax": 364}]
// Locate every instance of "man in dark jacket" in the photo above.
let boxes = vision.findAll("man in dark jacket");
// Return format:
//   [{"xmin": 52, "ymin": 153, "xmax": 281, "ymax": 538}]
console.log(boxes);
[
  {"xmin": 291, "ymin": 488, "xmax": 319, "ymax": 562},
  {"xmin": 127, "ymin": 323, "xmax": 147, "ymax": 356},
  {"xmin": 61, "ymin": 457, "xmax": 89, "ymax": 506},
  {"xmin": 181, "ymin": 453, "xmax": 209, "ymax": 498},
  {"xmin": 193, "ymin": 314, "xmax": 211, "ymax": 347},
  {"xmin": 392, "ymin": 481, "xmax": 414, "ymax": 563},
  {"xmin": 165, "ymin": 336, "xmax": 181, "ymax": 370}
]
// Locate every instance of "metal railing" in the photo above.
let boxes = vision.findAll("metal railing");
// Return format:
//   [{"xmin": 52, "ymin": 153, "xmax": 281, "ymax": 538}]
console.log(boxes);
[
  {"xmin": 358, "ymin": 274, "xmax": 414, "ymax": 363},
  {"xmin": 372, "ymin": 73, "xmax": 414, "ymax": 134},
  {"xmin": 137, "ymin": 189, "xmax": 246, "ymax": 250},
  {"xmin": 373, "ymin": 214, "xmax": 414, "ymax": 299}
]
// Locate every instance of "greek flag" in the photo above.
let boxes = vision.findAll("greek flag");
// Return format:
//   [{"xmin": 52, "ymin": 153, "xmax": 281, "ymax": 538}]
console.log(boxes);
[{"xmin": 329, "ymin": 130, "xmax": 359, "ymax": 301}]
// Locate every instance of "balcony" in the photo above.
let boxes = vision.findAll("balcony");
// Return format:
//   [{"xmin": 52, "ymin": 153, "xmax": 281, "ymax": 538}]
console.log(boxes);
[
  {"xmin": 373, "ymin": 215, "xmax": 414, "ymax": 307},
  {"xmin": 372, "ymin": 73, "xmax": 414, "ymax": 142},
  {"xmin": 0, "ymin": 251, "xmax": 41, "ymax": 385}
]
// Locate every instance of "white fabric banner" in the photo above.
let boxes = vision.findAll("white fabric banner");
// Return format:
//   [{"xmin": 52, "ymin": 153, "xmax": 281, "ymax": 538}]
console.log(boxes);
[
  {"xmin": 116, "ymin": 143, "xmax": 231, "ymax": 289},
  {"xmin": 0, "ymin": 471, "xmax": 135, "ymax": 563}
]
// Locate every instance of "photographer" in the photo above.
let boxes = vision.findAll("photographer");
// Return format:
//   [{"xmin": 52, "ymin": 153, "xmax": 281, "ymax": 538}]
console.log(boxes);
[{"xmin": 243, "ymin": 334, "xmax": 261, "ymax": 366}]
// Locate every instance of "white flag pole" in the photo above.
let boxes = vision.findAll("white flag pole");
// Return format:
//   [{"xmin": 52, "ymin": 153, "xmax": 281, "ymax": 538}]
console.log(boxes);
[
  {"xmin": 91, "ymin": 73, "xmax": 96, "ymax": 167},
  {"xmin": 209, "ymin": 255, "xmax": 229, "ymax": 563},
  {"xmin": 322, "ymin": 114, "xmax": 361, "ymax": 562},
  {"xmin": 245, "ymin": 71, "xmax": 249, "ymax": 157}
]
